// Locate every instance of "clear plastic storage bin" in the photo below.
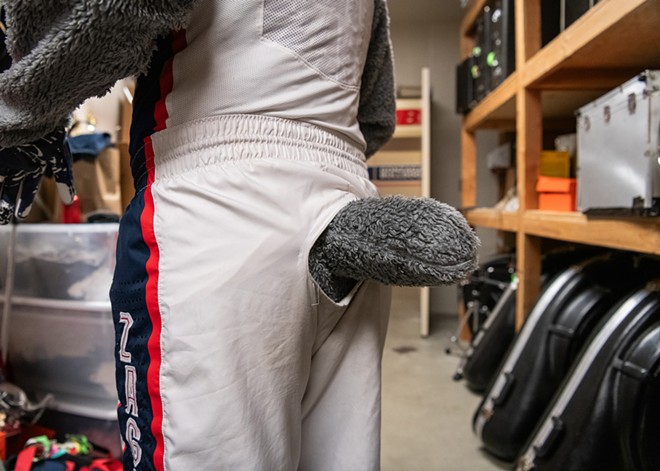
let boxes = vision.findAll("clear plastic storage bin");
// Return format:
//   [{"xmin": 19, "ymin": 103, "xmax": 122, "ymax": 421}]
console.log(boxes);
[
  {"xmin": 0, "ymin": 224, "xmax": 119, "ymax": 420},
  {"xmin": 0, "ymin": 224, "xmax": 118, "ymax": 301}
]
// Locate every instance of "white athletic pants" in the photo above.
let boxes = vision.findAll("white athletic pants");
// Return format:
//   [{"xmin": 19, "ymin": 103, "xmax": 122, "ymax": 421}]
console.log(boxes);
[{"xmin": 111, "ymin": 115, "xmax": 392, "ymax": 470}]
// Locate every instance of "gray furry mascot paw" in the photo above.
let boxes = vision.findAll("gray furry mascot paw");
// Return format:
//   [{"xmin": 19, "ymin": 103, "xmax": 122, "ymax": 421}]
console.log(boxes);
[{"xmin": 310, "ymin": 195, "xmax": 480, "ymax": 302}]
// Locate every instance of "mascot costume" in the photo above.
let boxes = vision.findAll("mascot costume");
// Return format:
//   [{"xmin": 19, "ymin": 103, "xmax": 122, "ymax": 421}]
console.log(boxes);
[{"xmin": 0, "ymin": 1, "xmax": 479, "ymax": 469}]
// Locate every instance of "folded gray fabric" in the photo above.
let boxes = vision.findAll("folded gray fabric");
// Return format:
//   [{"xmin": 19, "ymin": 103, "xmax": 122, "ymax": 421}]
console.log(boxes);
[{"xmin": 310, "ymin": 195, "xmax": 480, "ymax": 301}]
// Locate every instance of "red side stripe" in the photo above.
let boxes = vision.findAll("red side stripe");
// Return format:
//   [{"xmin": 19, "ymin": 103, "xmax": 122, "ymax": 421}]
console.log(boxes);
[
  {"xmin": 154, "ymin": 29, "xmax": 188, "ymax": 131},
  {"xmin": 142, "ymin": 136, "xmax": 165, "ymax": 471},
  {"xmin": 141, "ymin": 28, "xmax": 188, "ymax": 470}
]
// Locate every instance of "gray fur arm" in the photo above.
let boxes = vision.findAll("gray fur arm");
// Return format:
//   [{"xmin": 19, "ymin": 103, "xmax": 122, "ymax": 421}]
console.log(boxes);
[
  {"xmin": 309, "ymin": 196, "xmax": 480, "ymax": 302},
  {"xmin": 0, "ymin": 0, "xmax": 201, "ymax": 147},
  {"xmin": 358, "ymin": 0, "xmax": 397, "ymax": 158}
]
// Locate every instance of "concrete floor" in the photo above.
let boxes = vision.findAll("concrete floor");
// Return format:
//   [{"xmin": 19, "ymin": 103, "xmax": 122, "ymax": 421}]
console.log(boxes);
[{"xmin": 381, "ymin": 287, "xmax": 510, "ymax": 471}]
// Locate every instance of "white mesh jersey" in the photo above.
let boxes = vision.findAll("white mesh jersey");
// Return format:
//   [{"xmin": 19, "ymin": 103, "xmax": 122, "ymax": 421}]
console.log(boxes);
[{"xmin": 162, "ymin": 0, "xmax": 374, "ymax": 151}]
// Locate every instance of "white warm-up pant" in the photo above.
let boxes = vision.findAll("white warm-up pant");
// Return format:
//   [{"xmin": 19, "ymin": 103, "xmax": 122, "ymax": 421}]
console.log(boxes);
[{"xmin": 110, "ymin": 115, "xmax": 392, "ymax": 470}]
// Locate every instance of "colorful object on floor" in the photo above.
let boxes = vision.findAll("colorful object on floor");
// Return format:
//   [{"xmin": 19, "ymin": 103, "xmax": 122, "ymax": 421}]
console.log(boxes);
[
  {"xmin": 24, "ymin": 435, "xmax": 91, "ymax": 461},
  {"xmin": 12, "ymin": 433, "xmax": 122, "ymax": 470}
]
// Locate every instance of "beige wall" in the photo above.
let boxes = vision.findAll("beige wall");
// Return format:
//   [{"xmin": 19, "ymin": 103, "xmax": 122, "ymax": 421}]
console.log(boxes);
[{"xmin": 389, "ymin": 19, "xmax": 500, "ymax": 315}]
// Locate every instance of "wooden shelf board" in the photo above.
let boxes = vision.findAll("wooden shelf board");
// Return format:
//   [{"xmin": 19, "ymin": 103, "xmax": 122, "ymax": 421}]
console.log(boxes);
[
  {"xmin": 373, "ymin": 181, "xmax": 422, "ymax": 187},
  {"xmin": 539, "ymin": 89, "xmax": 606, "ymax": 119},
  {"xmin": 396, "ymin": 98, "xmax": 423, "ymax": 109},
  {"xmin": 466, "ymin": 208, "xmax": 519, "ymax": 232},
  {"xmin": 464, "ymin": 72, "xmax": 518, "ymax": 131},
  {"xmin": 465, "ymin": 88, "xmax": 606, "ymax": 130},
  {"xmin": 534, "ymin": 68, "xmax": 644, "ymax": 91},
  {"xmin": 393, "ymin": 125, "xmax": 422, "ymax": 139},
  {"xmin": 523, "ymin": 210, "xmax": 660, "ymax": 255},
  {"xmin": 375, "ymin": 184, "xmax": 423, "ymax": 198},
  {"xmin": 368, "ymin": 150, "xmax": 422, "ymax": 166},
  {"xmin": 524, "ymin": 0, "xmax": 660, "ymax": 88}
]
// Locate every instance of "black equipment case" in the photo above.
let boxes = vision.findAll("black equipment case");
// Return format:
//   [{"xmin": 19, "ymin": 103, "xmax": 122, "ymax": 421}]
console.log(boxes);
[
  {"xmin": 473, "ymin": 253, "xmax": 657, "ymax": 461},
  {"xmin": 453, "ymin": 253, "xmax": 515, "ymax": 390},
  {"xmin": 614, "ymin": 315, "xmax": 660, "ymax": 471},
  {"xmin": 484, "ymin": 0, "xmax": 515, "ymax": 91},
  {"xmin": 458, "ymin": 247, "xmax": 600, "ymax": 392},
  {"xmin": 455, "ymin": 57, "xmax": 476, "ymax": 115},
  {"xmin": 516, "ymin": 281, "xmax": 660, "ymax": 471},
  {"xmin": 460, "ymin": 253, "xmax": 515, "ymax": 335},
  {"xmin": 455, "ymin": 0, "xmax": 515, "ymax": 114},
  {"xmin": 460, "ymin": 277, "xmax": 517, "ymax": 392}
]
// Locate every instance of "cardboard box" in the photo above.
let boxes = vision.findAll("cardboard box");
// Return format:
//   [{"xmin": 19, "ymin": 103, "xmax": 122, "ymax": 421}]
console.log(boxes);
[{"xmin": 537, "ymin": 176, "xmax": 576, "ymax": 211}]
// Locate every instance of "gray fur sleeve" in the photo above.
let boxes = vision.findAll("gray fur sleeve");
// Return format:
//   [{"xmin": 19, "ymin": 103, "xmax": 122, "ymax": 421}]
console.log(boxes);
[
  {"xmin": 358, "ymin": 0, "xmax": 397, "ymax": 158},
  {"xmin": 0, "ymin": 0, "xmax": 201, "ymax": 147}
]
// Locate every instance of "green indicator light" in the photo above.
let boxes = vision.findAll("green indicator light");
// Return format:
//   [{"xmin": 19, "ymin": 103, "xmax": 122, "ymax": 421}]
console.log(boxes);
[{"xmin": 487, "ymin": 51, "xmax": 498, "ymax": 67}]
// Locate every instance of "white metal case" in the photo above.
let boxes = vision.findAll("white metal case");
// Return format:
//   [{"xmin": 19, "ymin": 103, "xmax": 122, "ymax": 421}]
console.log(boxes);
[{"xmin": 576, "ymin": 70, "xmax": 660, "ymax": 216}]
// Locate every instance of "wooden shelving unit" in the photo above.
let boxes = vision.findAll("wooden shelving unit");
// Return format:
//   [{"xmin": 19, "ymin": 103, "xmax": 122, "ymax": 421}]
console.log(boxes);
[
  {"xmin": 466, "ymin": 208, "xmax": 520, "ymax": 233},
  {"xmin": 460, "ymin": 0, "xmax": 660, "ymax": 329},
  {"xmin": 369, "ymin": 68, "xmax": 432, "ymax": 336}
]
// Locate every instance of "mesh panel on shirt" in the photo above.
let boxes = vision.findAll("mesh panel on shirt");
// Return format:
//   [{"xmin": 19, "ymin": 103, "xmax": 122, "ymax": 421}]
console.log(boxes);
[{"xmin": 262, "ymin": 0, "xmax": 364, "ymax": 88}]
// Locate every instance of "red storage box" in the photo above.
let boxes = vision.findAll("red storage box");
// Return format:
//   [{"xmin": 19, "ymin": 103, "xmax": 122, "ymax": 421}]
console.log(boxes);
[
  {"xmin": 536, "ymin": 176, "xmax": 576, "ymax": 212},
  {"xmin": 396, "ymin": 109, "xmax": 421, "ymax": 125}
]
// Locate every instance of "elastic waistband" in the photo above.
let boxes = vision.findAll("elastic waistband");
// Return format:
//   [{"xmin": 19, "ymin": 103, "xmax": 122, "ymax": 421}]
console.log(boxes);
[{"xmin": 148, "ymin": 114, "xmax": 368, "ymax": 181}]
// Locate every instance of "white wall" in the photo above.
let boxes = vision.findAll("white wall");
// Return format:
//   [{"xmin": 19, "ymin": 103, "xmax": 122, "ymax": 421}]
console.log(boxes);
[{"xmin": 389, "ymin": 19, "xmax": 500, "ymax": 315}]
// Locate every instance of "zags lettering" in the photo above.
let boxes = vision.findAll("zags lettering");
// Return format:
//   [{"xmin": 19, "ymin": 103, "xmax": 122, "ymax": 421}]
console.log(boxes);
[{"xmin": 119, "ymin": 312, "xmax": 142, "ymax": 467}]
